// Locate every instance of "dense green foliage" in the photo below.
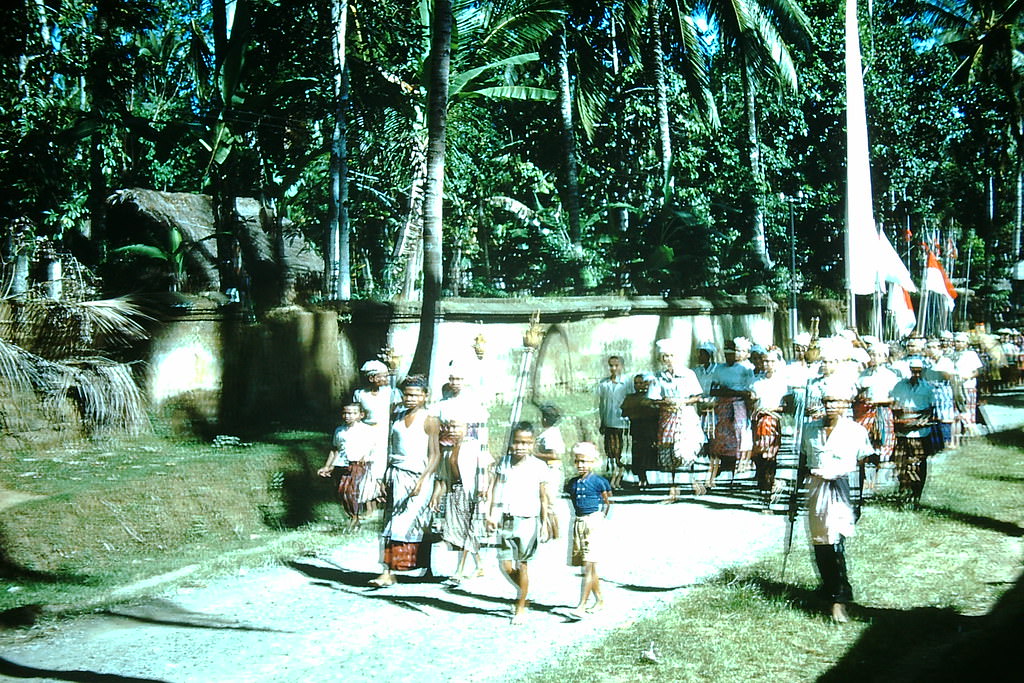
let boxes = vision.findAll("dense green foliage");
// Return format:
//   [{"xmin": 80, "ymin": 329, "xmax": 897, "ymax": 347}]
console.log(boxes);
[{"xmin": 2, "ymin": 0, "xmax": 1022, "ymax": 310}]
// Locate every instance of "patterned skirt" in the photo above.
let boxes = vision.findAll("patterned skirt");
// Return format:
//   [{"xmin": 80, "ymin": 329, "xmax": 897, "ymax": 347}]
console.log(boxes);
[
  {"xmin": 336, "ymin": 461, "xmax": 367, "ymax": 517},
  {"xmin": 442, "ymin": 483, "xmax": 485, "ymax": 554},
  {"xmin": 753, "ymin": 411, "xmax": 781, "ymax": 460},
  {"xmin": 656, "ymin": 404, "xmax": 704, "ymax": 471},
  {"xmin": 710, "ymin": 397, "xmax": 752, "ymax": 460},
  {"xmin": 853, "ymin": 400, "xmax": 895, "ymax": 462},
  {"xmin": 930, "ymin": 381, "xmax": 955, "ymax": 422}
]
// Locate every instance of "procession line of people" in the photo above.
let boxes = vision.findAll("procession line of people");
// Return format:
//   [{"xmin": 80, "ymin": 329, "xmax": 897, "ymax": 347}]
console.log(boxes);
[{"xmin": 319, "ymin": 327, "xmax": 995, "ymax": 623}]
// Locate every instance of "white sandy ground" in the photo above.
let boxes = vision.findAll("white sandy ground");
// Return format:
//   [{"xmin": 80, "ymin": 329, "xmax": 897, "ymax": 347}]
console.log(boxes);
[{"xmin": 0, "ymin": 495, "xmax": 786, "ymax": 683}]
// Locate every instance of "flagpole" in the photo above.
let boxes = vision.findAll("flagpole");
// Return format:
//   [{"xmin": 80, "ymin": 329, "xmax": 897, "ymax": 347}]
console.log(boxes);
[
  {"xmin": 845, "ymin": 0, "xmax": 878, "ymax": 331},
  {"xmin": 963, "ymin": 241, "xmax": 973, "ymax": 326}
]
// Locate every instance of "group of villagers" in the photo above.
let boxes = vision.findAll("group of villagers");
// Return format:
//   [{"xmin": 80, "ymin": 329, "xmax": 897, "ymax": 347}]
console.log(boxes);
[
  {"xmin": 591, "ymin": 328, "xmax": 988, "ymax": 623},
  {"xmin": 318, "ymin": 358, "xmax": 610, "ymax": 624},
  {"xmin": 318, "ymin": 327, "xmax": 988, "ymax": 624}
]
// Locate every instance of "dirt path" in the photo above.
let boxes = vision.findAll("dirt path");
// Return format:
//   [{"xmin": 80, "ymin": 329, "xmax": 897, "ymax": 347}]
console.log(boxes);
[{"xmin": 0, "ymin": 493, "xmax": 786, "ymax": 683}]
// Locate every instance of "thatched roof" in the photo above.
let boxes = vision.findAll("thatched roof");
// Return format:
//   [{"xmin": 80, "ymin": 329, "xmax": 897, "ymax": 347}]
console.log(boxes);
[{"xmin": 107, "ymin": 189, "xmax": 324, "ymax": 294}]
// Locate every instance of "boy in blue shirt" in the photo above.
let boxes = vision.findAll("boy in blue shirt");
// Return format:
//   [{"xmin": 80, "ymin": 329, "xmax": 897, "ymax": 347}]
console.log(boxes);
[{"xmin": 564, "ymin": 442, "xmax": 612, "ymax": 619}]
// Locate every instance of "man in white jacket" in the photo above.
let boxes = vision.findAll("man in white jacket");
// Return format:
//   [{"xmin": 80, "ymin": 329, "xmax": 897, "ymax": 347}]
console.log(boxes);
[{"xmin": 802, "ymin": 390, "xmax": 873, "ymax": 623}]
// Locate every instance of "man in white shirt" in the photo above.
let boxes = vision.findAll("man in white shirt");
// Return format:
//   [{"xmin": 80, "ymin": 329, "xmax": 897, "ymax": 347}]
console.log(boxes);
[
  {"xmin": 596, "ymin": 356, "xmax": 629, "ymax": 488},
  {"xmin": 802, "ymin": 391, "xmax": 873, "ymax": 623}
]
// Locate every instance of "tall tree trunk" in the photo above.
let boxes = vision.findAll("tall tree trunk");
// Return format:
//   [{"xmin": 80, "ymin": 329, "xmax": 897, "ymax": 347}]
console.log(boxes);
[
  {"xmin": 743, "ymin": 69, "xmax": 772, "ymax": 270},
  {"xmin": 409, "ymin": 0, "xmax": 452, "ymax": 380},
  {"xmin": 326, "ymin": 0, "xmax": 350, "ymax": 300},
  {"xmin": 556, "ymin": 28, "xmax": 582, "ymax": 247},
  {"xmin": 395, "ymin": 123, "xmax": 427, "ymax": 300},
  {"xmin": 1015, "ymin": 115, "xmax": 1023, "ymax": 259},
  {"xmin": 608, "ymin": 12, "xmax": 629, "ymax": 280},
  {"xmin": 647, "ymin": 0, "xmax": 671, "ymax": 196}
]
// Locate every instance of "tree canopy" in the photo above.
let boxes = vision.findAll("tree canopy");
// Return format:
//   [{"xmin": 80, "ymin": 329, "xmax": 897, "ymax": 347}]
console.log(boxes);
[{"xmin": 2, "ymin": 0, "xmax": 1021, "ymax": 324}]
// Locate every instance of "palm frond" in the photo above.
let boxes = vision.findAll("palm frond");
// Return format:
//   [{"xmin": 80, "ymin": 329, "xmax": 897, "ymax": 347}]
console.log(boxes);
[
  {"xmin": 450, "ymin": 52, "xmax": 544, "ymax": 96},
  {"xmin": 462, "ymin": 85, "xmax": 558, "ymax": 100}
]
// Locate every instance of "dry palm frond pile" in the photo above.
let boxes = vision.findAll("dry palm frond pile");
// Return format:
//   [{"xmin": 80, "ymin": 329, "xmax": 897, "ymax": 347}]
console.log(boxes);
[{"xmin": 0, "ymin": 295, "xmax": 151, "ymax": 443}]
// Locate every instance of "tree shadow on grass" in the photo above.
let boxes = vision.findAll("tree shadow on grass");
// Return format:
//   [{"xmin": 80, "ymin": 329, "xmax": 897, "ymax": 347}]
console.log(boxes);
[
  {"xmin": 257, "ymin": 442, "xmax": 337, "ymax": 529},
  {"xmin": 0, "ymin": 530, "xmax": 95, "ymax": 586},
  {"xmin": 740, "ymin": 573, "xmax": 1023, "ymax": 683},
  {"xmin": 981, "ymin": 426, "xmax": 1024, "ymax": 448},
  {"xmin": 916, "ymin": 503, "xmax": 1023, "ymax": 538}
]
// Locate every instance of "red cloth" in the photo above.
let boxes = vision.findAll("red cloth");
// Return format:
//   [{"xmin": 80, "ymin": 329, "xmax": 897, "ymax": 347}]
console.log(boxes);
[
  {"xmin": 336, "ymin": 461, "xmax": 366, "ymax": 518},
  {"xmin": 383, "ymin": 541, "xmax": 422, "ymax": 571}
]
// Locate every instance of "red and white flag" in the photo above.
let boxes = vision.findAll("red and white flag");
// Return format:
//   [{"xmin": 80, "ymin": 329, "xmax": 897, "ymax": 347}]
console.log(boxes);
[
  {"xmin": 888, "ymin": 283, "xmax": 916, "ymax": 335},
  {"xmin": 923, "ymin": 250, "xmax": 957, "ymax": 311}
]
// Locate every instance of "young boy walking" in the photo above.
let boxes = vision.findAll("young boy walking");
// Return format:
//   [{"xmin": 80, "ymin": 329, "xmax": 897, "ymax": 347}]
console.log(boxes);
[
  {"xmin": 564, "ymin": 442, "xmax": 612, "ymax": 620},
  {"xmin": 486, "ymin": 422, "xmax": 554, "ymax": 624},
  {"xmin": 317, "ymin": 402, "xmax": 378, "ymax": 527}
]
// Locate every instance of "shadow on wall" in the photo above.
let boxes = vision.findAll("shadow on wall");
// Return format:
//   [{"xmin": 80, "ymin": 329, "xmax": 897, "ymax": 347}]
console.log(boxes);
[{"xmin": 533, "ymin": 325, "xmax": 576, "ymax": 399}]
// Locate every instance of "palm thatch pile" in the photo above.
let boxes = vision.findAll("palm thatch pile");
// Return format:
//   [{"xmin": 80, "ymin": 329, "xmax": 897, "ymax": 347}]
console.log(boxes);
[{"xmin": 0, "ymin": 296, "xmax": 150, "ymax": 444}]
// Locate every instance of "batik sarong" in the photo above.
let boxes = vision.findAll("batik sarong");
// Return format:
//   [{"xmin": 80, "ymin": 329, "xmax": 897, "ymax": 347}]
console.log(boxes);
[
  {"xmin": 753, "ymin": 411, "xmax": 781, "ymax": 493},
  {"xmin": 710, "ymin": 396, "xmax": 752, "ymax": 461},
  {"xmin": 853, "ymin": 400, "xmax": 895, "ymax": 462},
  {"xmin": 381, "ymin": 466, "xmax": 434, "ymax": 569},
  {"xmin": 336, "ymin": 461, "xmax": 367, "ymax": 518},
  {"xmin": 442, "ymin": 483, "xmax": 485, "ymax": 554},
  {"xmin": 656, "ymin": 404, "xmax": 704, "ymax": 471}
]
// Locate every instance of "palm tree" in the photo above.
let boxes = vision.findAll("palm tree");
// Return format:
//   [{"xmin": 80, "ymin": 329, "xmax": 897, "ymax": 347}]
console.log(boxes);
[
  {"xmin": 408, "ymin": 0, "xmax": 453, "ymax": 378},
  {"xmin": 326, "ymin": 0, "xmax": 352, "ymax": 301},
  {"xmin": 702, "ymin": 0, "xmax": 811, "ymax": 271},
  {"xmin": 916, "ymin": 0, "xmax": 1024, "ymax": 256},
  {"xmin": 405, "ymin": 0, "xmax": 563, "ymax": 377}
]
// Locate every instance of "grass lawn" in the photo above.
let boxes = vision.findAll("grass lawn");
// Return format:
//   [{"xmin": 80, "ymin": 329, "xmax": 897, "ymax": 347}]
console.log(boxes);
[
  {"xmin": 0, "ymin": 392, "xmax": 599, "ymax": 616},
  {"xmin": 524, "ymin": 430, "xmax": 1024, "ymax": 683},
  {"xmin": 0, "ymin": 430, "xmax": 376, "ymax": 613}
]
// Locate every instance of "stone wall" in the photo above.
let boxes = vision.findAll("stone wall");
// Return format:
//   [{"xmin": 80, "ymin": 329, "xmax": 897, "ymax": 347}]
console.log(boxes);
[{"xmin": 144, "ymin": 295, "xmax": 779, "ymax": 431}]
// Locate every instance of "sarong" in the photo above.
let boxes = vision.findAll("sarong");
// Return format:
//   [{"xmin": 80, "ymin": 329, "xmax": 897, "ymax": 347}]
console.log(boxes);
[
  {"xmin": 930, "ymin": 381, "xmax": 955, "ymax": 422},
  {"xmin": 753, "ymin": 411, "xmax": 781, "ymax": 460},
  {"xmin": 852, "ymin": 400, "xmax": 895, "ymax": 462},
  {"xmin": 442, "ymin": 483, "xmax": 484, "ymax": 554},
  {"xmin": 710, "ymin": 396, "xmax": 752, "ymax": 461},
  {"xmin": 961, "ymin": 387, "xmax": 978, "ymax": 426},
  {"xmin": 381, "ymin": 466, "xmax": 434, "ymax": 570},
  {"xmin": 336, "ymin": 461, "xmax": 367, "ymax": 518},
  {"xmin": 753, "ymin": 411, "xmax": 781, "ymax": 493},
  {"xmin": 382, "ymin": 540, "xmax": 421, "ymax": 573},
  {"xmin": 602, "ymin": 427, "xmax": 625, "ymax": 460},
  {"xmin": 807, "ymin": 475, "xmax": 854, "ymax": 545},
  {"xmin": 894, "ymin": 433, "xmax": 932, "ymax": 502},
  {"xmin": 656, "ymin": 404, "xmax": 704, "ymax": 471}
]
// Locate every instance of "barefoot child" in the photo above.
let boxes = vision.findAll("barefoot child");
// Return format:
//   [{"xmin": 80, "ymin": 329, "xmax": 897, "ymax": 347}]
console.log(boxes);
[
  {"xmin": 564, "ymin": 442, "xmax": 612, "ymax": 619},
  {"xmin": 486, "ymin": 422, "xmax": 554, "ymax": 624},
  {"xmin": 318, "ymin": 402, "xmax": 379, "ymax": 527}
]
